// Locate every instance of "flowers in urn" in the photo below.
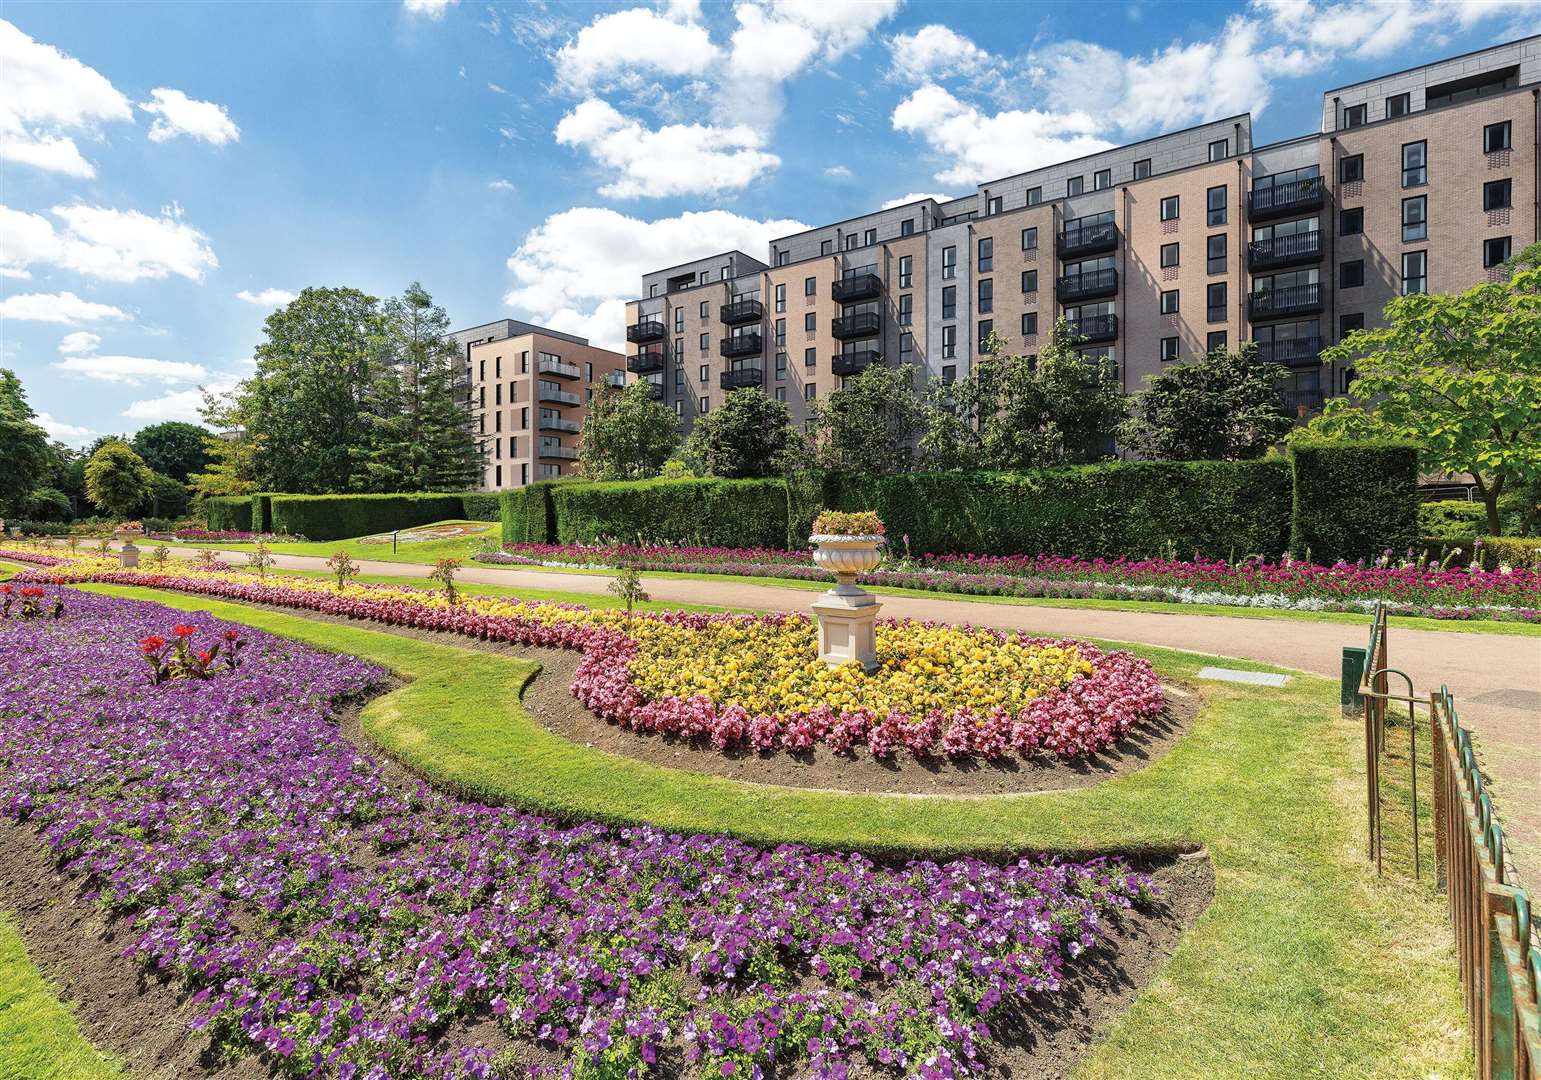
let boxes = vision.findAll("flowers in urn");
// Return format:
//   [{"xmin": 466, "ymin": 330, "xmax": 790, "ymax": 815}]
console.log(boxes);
[
  {"xmin": 809, "ymin": 511, "xmax": 886, "ymax": 586},
  {"xmin": 116, "ymin": 520, "xmax": 145, "ymax": 540}
]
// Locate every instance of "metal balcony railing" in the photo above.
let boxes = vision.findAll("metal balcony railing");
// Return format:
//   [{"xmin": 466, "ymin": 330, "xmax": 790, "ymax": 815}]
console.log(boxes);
[
  {"xmin": 1065, "ymin": 313, "xmax": 1118, "ymax": 343},
  {"xmin": 538, "ymin": 357, "xmax": 581, "ymax": 379},
  {"xmin": 539, "ymin": 415, "xmax": 580, "ymax": 433},
  {"xmin": 1247, "ymin": 231, "xmax": 1323, "ymax": 271},
  {"xmin": 1254, "ymin": 336, "xmax": 1323, "ymax": 366},
  {"xmin": 832, "ymin": 350, "xmax": 881, "ymax": 377},
  {"xmin": 539, "ymin": 443, "xmax": 579, "ymax": 460},
  {"xmin": 1280, "ymin": 387, "xmax": 1325, "ymax": 416},
  {"xmin": 627, "ymin": 351, "xmax": 666, "ymax": 375},
  {"xmin": 538, "ymin": 386, "xmax": 582, "ymax": 406},
  {"xmin": 604, "ymin": 370, "xmax": 626, "ymax": 388},
  {"xmin": 1056, "ymin": 268, "xmax": 1118, "ymax": 302},
  {"xmin": 1247, "ymin": 176, "xmax": 1325, "ymax": 221},
  {"xmin": 626, "ymin": 318, "xmax": 666, "ymax": 344},
  {"xmin": 719, "ymin": 366, "xmax": 764, "ymax": 390},
  {"xmin": 720, "ymin": 332, "xmax": 762, "ymax": 358},
  {"xmin": 831, "ymin": 271, "xmax": 882, "ymax": 303},
  {"xmin": 719, "ymin": 298, "xmax": 764, "ymax": 325},
  {"xmin": 831, "ymin": 311, "xmax": 881, "ymax": 339},
  {"xmin": 1057, "ymin": 221, "xmax": 1118, "ymax": 258},
  {"xmin": 1249, "ymin": 283, "xmax": 1324, "ymax": 320}
]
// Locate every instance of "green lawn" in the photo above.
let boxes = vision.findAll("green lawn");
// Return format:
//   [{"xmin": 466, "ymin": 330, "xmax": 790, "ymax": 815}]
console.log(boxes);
[
  {"xmin": 7, "ymin": 581, "xmax": 1471, "ymax": 1079},
  {"xmin": 189, "ymin": 518, "xmax": 502, "ymax": 565}
]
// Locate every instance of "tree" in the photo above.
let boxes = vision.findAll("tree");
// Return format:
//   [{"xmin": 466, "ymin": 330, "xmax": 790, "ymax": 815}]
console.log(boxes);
[
  {"xmin": 1305, "ymin": 256, "xmax": 1541, "ymax": 535},
  {"xmin": 189, "ymin": 388, "xmax": 259, "ymax": 500},
  {"xmin": 1119, "ymin": 344, "xmax": 1294, "ymax": 460},
  {"xmin": 138, "ymin": 471, "xmax": 191, "ymax": 520},
  {"xmin": 811, "ymin": 363, "xmax": 927, "ymax": 473},
  {"xmin": 84, "ymin": 440, "xmax": 152, "ymax": 519},
  {"xmin": 0, "ymin": 369, "xmax": 52, "ymax": 518},
  {"xmin": 579, "ymin": 381, "xmax": 681, "ymax": 479},
  {"xmin": 131, "ymin": 421, "xmax": 213, "ymax": 481},
  {"xmin": 685, "ymin": 389, "xmax": 798, "ymax": 478}
]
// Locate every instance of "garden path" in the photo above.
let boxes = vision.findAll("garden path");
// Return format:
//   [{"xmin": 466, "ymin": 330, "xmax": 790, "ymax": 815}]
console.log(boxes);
[{"xmin": 122, "ymin": 543, "xmax": 1541, "ymax": 892}]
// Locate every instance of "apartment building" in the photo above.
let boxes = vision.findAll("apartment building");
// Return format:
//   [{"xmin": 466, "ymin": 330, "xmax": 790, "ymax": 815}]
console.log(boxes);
[
  {"xmin": 625, "ymin": 35, "xmax": 1539, "ymax": 429},
  {"xmin": 450, "ymin": 319, "xmax": 626, "ymax": 491}
]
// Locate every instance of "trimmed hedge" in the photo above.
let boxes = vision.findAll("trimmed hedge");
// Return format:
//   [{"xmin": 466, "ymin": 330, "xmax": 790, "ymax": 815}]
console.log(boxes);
[
  {"xmin": 1477, "ymin": 536, "xmax": 1541, "ymax": 571},
  {"xmin": 1290, "ymin": 441, "xmax": 1420, "ymax": 563},
  {"xmin": 206, "ymin": 496, "xmax": 253, "ymax": 532},
  {"xmin": 460, "ymin": 493, "xmax": 501, "ymax": 523},
  {"xmin": 500, "ymin": 482, "xmax": 558, "ymax": 545},
  {"xmin": 251, "ymin": 493, "xmax": 274, "ymax": 534},
  {"xmin": 552, "ymin": 478, "xmax": 788, "ymax": 549},
  {"xmin": 269, "ymin": 494, "xmax": 468, "ymax": 542}
]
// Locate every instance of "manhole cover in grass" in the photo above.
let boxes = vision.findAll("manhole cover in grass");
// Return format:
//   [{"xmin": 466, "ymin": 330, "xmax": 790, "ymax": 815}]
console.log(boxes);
[
  {"xmin": 1196, "ymin": 666, "xmax": 1289, "ymax": 687},
  {"xmin": 359, "ymin": 523, "xmax": 495, "ymax": 544}
]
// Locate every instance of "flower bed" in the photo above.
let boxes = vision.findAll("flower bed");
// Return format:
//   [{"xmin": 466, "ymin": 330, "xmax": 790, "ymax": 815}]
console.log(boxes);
[
  {"xmin": 0, "ymin": 551, "xmax": 1164, "ymax": 761},
  {"xmin": 473, "ymin": 543, "xmax": 1541, "ymax": 623},
  {"xmin": 169, "ymin": 529, "xmax": 307, "ymax": 543},
  {"xmin": 1, "ymin": 588, "xmax": 1155, "ymax": 1078}
]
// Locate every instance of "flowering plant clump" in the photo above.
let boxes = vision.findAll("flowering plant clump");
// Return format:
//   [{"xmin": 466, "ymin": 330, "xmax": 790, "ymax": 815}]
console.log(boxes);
[
  {"xmin": 812, "ymin": 509, "xmax": 885, "ymax": 537},
  {"xmin": 139, "ymin": 622, "xmax": 245, "ymax": 683},
  {"xmin": 1, "ymin": 551, "xmax": 1164, "ymax": 762},
  {"xmin": 1, "ymin": 588, "xmax": 1156, "ymax": 1078},
  {"xmin": 172, "ymin": 529, "xmax": 307, "ymax": 543},
  {"xmin": 0, "ymin": 583, "xmax": 64, "ymax": 620}
]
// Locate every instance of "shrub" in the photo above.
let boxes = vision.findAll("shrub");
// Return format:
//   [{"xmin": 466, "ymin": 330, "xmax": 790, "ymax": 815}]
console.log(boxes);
[
  {"xmin": 1477, "ymin": 536, "xmax": 1541, "ymax": 571},
  {"xmin": 269, "ymin": 493, "xmax": 466, "ymax": 542},
  {"xmin": 1290, "ymin": 440, "xmax": 1420, "ymax": 562},
  {"xmin": 500, "ymin": 482, "xmax": 558, "ymax": 545},
  {"xmin": 553, "ymin": 477, "xmax": 788, "ymax": 548},
  {"xmin": 206, "ymin": 496, "xmax": 254, "ymax": 532},
  {"xmin": 250, "ymin": 493, "xmax": 274, "ymax": 534},
  {"xmin": 1419, "ymin": 500, "xmax": 1485, "ymax": 540},
  {"xmin": 459, "ymin": 492, "xmax": 501, "ymax": 522}
]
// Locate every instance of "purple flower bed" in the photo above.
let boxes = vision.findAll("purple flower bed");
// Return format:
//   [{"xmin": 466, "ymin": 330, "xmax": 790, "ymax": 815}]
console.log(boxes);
[
  {"xmin": 171, "ymin": 529, "xmax": 307, "ymax": 543},
  {"xmin": 1, "ymin": 589, "xmax": 1154, "ymax": 1079}
]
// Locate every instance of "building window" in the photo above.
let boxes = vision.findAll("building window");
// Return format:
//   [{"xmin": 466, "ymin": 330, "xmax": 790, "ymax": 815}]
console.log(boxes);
[
  {"xmin": 987, "ymin": 196, "xmax": 1003, "ymax": 215},
  {"xmin": 942, "ymin": 364, "xmax": 957, "ymax": 384},
  {"xmin": 1340, "ymin": 207, "xmax": 1364, "ymax": 235},
  {"xmin": 901, "ymin": 218, "xmax": 915, "ymax": 236},
  {"xmin": 699, "ymin": 396, "xmax": 709, "ymax": 414},
  {"xmin": 1339, "ymin": 312, "xmax": 1364, "ymax": 340},
  {"xmin": 674, "ymin": 367, "xmax": 684, "ymax": 389},
  {"xmin": 777, "ymin": 250, "xmax": 788, "ymax": 266},
  {"xmin": 699, "ymin": 300, "xmax": 709, "ymax": 318},
  {"xmin": 1206, "ymin": 234, "xmax": 1227, "ymax": 274},
  {"xmin": 699, "ymin": 332, "xmax": 709, "ymax": 351},
  {"xmin": 977, "ymin": 279, "xmax": 993, "ymax": 313},
  {"xmin": 494, "ymin": 465, "xmax": 502, "ymax": 487},
  {"xmin": 1160, "ymin": 336, "xmax": 1180, "ymax": 361},
  {"xmin": 804, "ymin": 347, "xmax": 816, "ymax": 368},
  {"xmin": 1484, "ymin": 236, "xmax": 1512, "ymax": 268},
  {"xmin": 1207, "ymin": 282, "xmax": 1227, "ymax": 322},
  {"xmin": 774, "ymin": 386, "xmax": 786, "ymax": 402},
  {"xmin": 1026, "ymin": 186, "xmax": 1042, "ymax": 205},
  {"xmin": 1208, "ymin": 138, "xmax": 1229, "ymax": 161},
  {"xmin": 803, "ymin": 276, "xmax": 815, "ymax": 296},
  {"xmin": 865, "ymin": 228, "xmax": 878, "ymax": 246},
  {"xmin": 1160, "ymin": 242, "xmax": 1179, "ymax": 268},
  {"xmin": 1160, "ymin": 195, "xmax": 1179, "ymax": 221},
  {"xmin": 1484, "ymin": 120, "xmax": 1512, "ymax": 153},
  {"xmin": 1203, "ymin": 186, "xmax": 1227, "ymax": 228},
  {"xmin": 1339, "ymin": 154, "xmax": 1364, "ymax": 183},
  {"xmin": 1067, "ymin": 175, "xmax": 1084, "ymax": 197},
  {"xmin": 977, "ymin": 319, "xmax": 993, "ymax": 350},
  {"xmin": 941, "ymin": 324, "xmax": 956, "ymax": 359},
  {"xmin": 977, "ymin": 236, "xmax": 993, "ymax": 271},
  {"xmin": 494, "ymin": 384, "xmax": 502, "ymax": 406},
  {"xmin": 820, "ymin": 239, "xmax": 833, "ymax": 255},
  {"xmin": 774, "ymin": 283, "xmax": 786, "ymax": 312},
  {"xmin": 804, "ymin": 384, "xmax": 816, "ymax": 401},
  {"xmin": 1386, "ymin": 92, "xmax": 1409, "ymax": 118},
  {"xmin": 1021, "ymin": 312, "xmax": 1038, "ymax": 336},
  {"xmin": 899, "ymin": 332, "xmax": 913, "ymax": 358},
  {"xmin": 899, "ymin": 255, "xmax": 912, "ymax": 288},
  {"xmin": 775, "ymin": 352, "xmax": 786, "ymax": 379},
  {"xmin": 1401, "ymin": 140, "xmax": 1426, "ymax": 187},
  {"xmin": 1160, "ymin": 289, "xmax": 1179, "ymax": 314},
  {"xmin": 1401, "ymin": 195, "xmax": 1426, "ymax": 242},
  {"xmin": 674, "ymin": 308, "xmax": 684, "ymax": 332},
  {"xmin": 941, "ymin": 285, "xmax": 956, "ymax": 319},
  {"xmin": 844, "ymin": 234, "xmax": 857, "ymax": 251},
  {"xmin": 1206, "ymin": 331, "xmax": 1228, "ymax": 353},
  {"xmin": 649, "ymin": 284, "xmax": 660, "ymax": 298},
  {"xmin": 699, "ymin": 364, "xmax": 709, "ymax": 382},
  {"xmin": 941, "ymin": 246, "xmax": 956, "ymax": 280},
  {"xmin": 1342, "ymin": 103, "xmax": 1367, "ymax": 129},
  {"xmin": 1133, "ymin": 158, "xmax": 1152, "ymax": 180},
  {"xmin": 1021, "ymin": 226, "xmax": 1037, "ymax": 250},
  {"xmin": 1093, "ymin": 168, "xmax": 1111, "ymax": 190},
  {"xmin": 1021, "ymin": 269, "xmax": 1038, "ymax": 293},
  {"xmin": 804, "ymin": 312, "xmax": 816, "ymax": 331},
  {"xmin": 774, "ymin": 318, "xmax": 786, "ymax": 346},
  {"xmin": 1401, "ymin": 250, "xmax": 1427, "ymax": 295},
  {"xmin": 1340, "ymin": 260, "xmax": 1365, "ymax": 288},
  {"xmin": 521, "ymin": 407, "xmax": 528, "ymax": 428},
  {"xmin": 1483, "ymin": 178, "xmax": 1512, "ymax": 211},
  {"xmin": 898, "ymin": 293, "xmax": 912, "ymax": 325}
]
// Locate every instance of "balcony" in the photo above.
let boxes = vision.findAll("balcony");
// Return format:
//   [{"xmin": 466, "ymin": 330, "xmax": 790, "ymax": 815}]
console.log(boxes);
[
  {"xmin": 538, "ymin": 356, "xmax": 581, "ymax": 379},
  {"xmin": 1065, "ymin": 313, "xmax": 1118, "ymax": 344},
  {"xmin": 831, "ymin": 272, "xmax": 882, "ymax": 303},
  {"xmin": 833, "ymin": 350, "xmax": 881, "ymax": 377},
  {"xmin": 720, "ymin": 332, "xmax": 762, "ymax": 358},
  {"xmin": 1057, "ymin": 221, "xmax": 1118, "ymax": 258},
  {"xmin": 627, "ymin": 350, "xmax": 666, "ymax": 375},
  {"xmin": 719, "ymin": 366, "xmax": 764, "ymax": 391},
  {"xmin": 1280, "ymin": 387, "xmax": 1325, "ymax": 417},
  {"xmin": 831, "ymin": 310, "xmax": 881, "ymax": 339},
  {"xmin": 626, "ymin": 318, "xmax": 666, "ymax": 344},
  {"xmin": 1248, "ymin": 283, "xmax": 1323, "ymax": 320},
  {"xmin": 539, "ymin": 415, "xmax": 580, "ymax": 433},
  {"xmin": 644, "ymin": 381, "xmax": 664, "ymax": 400},
  {"xmin": 1247, "ymin": 176, "xmax": 1325, "ymax": 221},
  {"xmin": 538, "ymin": 386, "xmax": 582, "ymax": 407},
  {"xmin": 1254, "ymin": 336, "xmax": 1323, "ymax": 367},
  {"xmin": 719, "ymin": 298, "xmax": 764, "ymax": 325},
  {"xmin": 1056, "ymin": 268, "xmax": 1118, "ymax": 303},
  {"xmin": 1247, "ymin": 231, "xmax": 1323, "ymax": 271},
  {"xmin": 604, "ymin": 370, "xmax": 626, "ymax": 388},
  {"xmin": 539, "ymin": 443, "xmax": 579, "ymax": 461}
]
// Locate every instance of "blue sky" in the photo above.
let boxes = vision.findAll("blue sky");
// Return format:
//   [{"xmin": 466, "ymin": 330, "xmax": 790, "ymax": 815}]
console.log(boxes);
[{"xmin": 3, "ymin": 0, "xmax": 1537, "ymax": 446}]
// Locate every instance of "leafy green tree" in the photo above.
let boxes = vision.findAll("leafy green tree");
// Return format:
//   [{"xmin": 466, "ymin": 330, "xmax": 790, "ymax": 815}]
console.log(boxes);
[
  {"xmin": 24, "ymin": 487, "xmax": 72, "ymax": 522},
  {"xmin": 685, "ymin": 389, "xmax": 798, "ymax": 478},
  {"xmin": 131, "ymin": 421, "xmax": 213, "ymax": 482},
  {"xmin": 84, "ymin": 440, "xmax": 152, "ymax": 519},
  {"xmin": 189, "ymin": 388, "xmax": 259, "ymax": 500},
  {"xmin": 138, "ymin": 471, "xmax": 191, "ymax": 520},
  {"xmin": 1119, "ymin": 344, "xmax": 1294, "ymax": 460},
  {"xmin": 811, "ymin": 363, "xmax": 927, "ymax": 473},
  {"xmin": 0, "ymin": 369, "xmax": 51, "ymax": 518},
  {"xmin": 1305, "ymin": 258, "xmax": 1540, "ymax": 535},
  {"xmin": 579, "ymin": 381, "xmax": 681, "ymax": 480}
]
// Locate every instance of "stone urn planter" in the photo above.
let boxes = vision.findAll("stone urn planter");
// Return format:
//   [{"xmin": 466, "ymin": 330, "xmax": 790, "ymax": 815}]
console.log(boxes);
[
  {"xmin": 808, "ymin": 517, "xmax": 886, "ymax": 671},
  {"xmin": 810, "ymin": 534, "xmax": 885, "ymax": 594},
  {"xmin": 115, "ymin": 523, "xmax": 144, "ymax": 568}
]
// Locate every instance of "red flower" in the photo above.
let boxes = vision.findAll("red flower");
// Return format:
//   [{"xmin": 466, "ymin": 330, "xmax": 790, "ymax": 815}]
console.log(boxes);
[
  {"xmin": 20, "ymin": 587, "xmax": 43, "ymax": 598},
  {"xmin": 140, "ymin": 635, "xmax": 166, "ymax": 653},
  {"xmin": 172, "ymin": 624, "xmax": 197, "ymax": 638},
  {"xmin": 0, "ymin": 584, "xmax": 11, "ymax": 594},
  {"xmin": 197, "ymin": 650, "xmax": 215, "ymax": 664},
  {"xmin": 222, "ymin": 629, "xmax": 241, "ymax": 642}
]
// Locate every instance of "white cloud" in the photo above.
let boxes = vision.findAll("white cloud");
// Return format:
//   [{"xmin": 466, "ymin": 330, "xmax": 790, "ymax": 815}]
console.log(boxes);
[
  {"xmin": 553, "ymin": 7, "xmax": 719, "ymax": 91},
  {"xmin": 892, "ymin": 84, "xmax": 1113, "ymax": 187},
  {"xmin": 503, "ymin": 206, "xmax": 807, "ymax": 351},
  {"xmin": 554, "ymin": 98, "xmax": 779, "ymax": 198},
  {"xmin": 138, "ymin": 88, "xmax": 240, "ymax": 145},
  {"xmin": 488, "ymin": 178, "xmax": 516, "ymax": 192},
  {"xmin": 52, "ymin": 353, "xmax": 208, "ymax": 385},
  {"xmin": 823, "ymin": 165, "xmax": 852, "ymax": 178},
  {"xmin": 235, "ymin": 287, "xmax": 296, "ymax": 307},
  {"xmin": 36, "ymin": 412, "xmax": 94, "ymax": 445},
  {"xmin": 0, "ymin": 202, "xmax": 218, "ymax": 283},
  {"xmin": 122, "ymin": 373, "xmax": 239, "ymax": 423},
  {"xmin": 402, "ymin": 0, "xmax": 457, "ymax": 19},
  {"xmin": 887, "ymin": 25, "xmax": 993, "ymax": 81},
  {"xmin": 58, "ymin": 330, "xmax": 101, "ymax": 354},
  {"xmin": 881, "ymin": 192, "xmax": 956, "ymax": 209},
  {"xmin": 487, "ymin": 81, "xmax": 508, "ymax": 94},
  {"xmin": 0, "ymin": 290, "xmax": 130, "ymax": 323},
  {"xmin": 1251, "ymin": 0, "xmax": 1541, "ymax": 58},
  {"xmin": 0, "ymin": 19, "xmax": 132, "ymax": 178}
]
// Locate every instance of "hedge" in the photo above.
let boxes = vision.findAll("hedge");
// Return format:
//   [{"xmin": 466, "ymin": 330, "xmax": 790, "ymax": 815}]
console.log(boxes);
[
  {"xmin": 460, "ymin": 493, "xmax": 502, "ymax": 523},
  {"xmin": 552, "ymin": 478, "xmax": 788, "ymax": 549},
  {"xmin": 1477, "ymin": 536, "xmax": 1541, "ymax": 571},
  {"xmin": 500, "ymin": 482, "xmax": 558, "ymax": 545},
  {"xmin": 206, "ymin": 496, "xmax": 253, "ymax": 533},
  {"xmin": 250, "ymin": 493, "xmax": 274, "ymax": 534},
  {"xmin": 1290, "ymin": 441, "xmax": 1420, "ymax": 563},
  {"xmin": 269, "ymin": 494, "xmax": 469, "ymax": 542}
]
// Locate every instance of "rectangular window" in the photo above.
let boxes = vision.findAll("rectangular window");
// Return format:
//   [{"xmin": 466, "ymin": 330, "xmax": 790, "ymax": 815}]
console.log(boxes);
[
  {"xmin": 804, "ymin": 383, "xmax": 816, "ymax": 401},
  {"xmin": 977, "ymin": 319, "xmax": 993, "ymax": 350},
  {"xmin": 699, "ymin": 332, "xmax": 709, "ymax": 350},
  {"xmin": 775, "ymin": 352, "xmax": 786, "ymax": 379},
  {"xmin": 521, "ymin": 407, "xmax": 528, "ymax": 429},
  {"xmin": 1206, "ymin": 185, "xmax": 1227, "ymax": 226},
  {"xmin": 1484, "ymin": 236, "xmax": 1512, "ymax": 268},
  {"xmin": 699, "ymin": 364, "xmax": 709, "ymax": 382},
  {"xmin": 1339, "ymin": 154, "xmax": 1364, "ymax": 183},
  {"xmin": 1093, "ymin": 168, "xmax": 1111, "ymax": 190},
  {"xmin": 863, "ymin": 228, "xmax": 877, "ymax": 246},
  {"xmin": 1208, "ymin": 138, "xmax": 1228, "ymax": 161},
  {"xmin": 1400, "ymin": 250, "xmax": 1426, "ymax": 295},
  {"xmin": 1484, "ymin": 178, "xmax": 1512, "ymax": 211},
  {"xmin": 1021, "ymin": 312, "xmax": 1038, "ymax": 336},
  {"xmin": 699, "ymin": 396, "xmax": 709, "ymax": 413},
  {"xmin": 942, "ymin": 364, "xmax": 957, "ymax": 384},
  {"xmin": 900, "ymin": 218, "xmax": 915, "ymax": 236},
  {"xmin": 1206, "ymin": 331, "xmax": 1228, "ymax": 353},
  {"xmin": 1160, "ymin": 336, "xmax": 1180, "ymax": 361},
  {"xmin": 1160, "ymin": 289, "xmax": 1179, "ymax": 314},
  {"xmin": 674, "ymin": 367, "xmax": 684, "ymax": 389},
  {"xmin": 699, "ymin": 300, "xmax": 709, "ymax": 318},
  {"xmin": 1160, "ymin": 195, "xmax": 1179, "ymax": 221},
  {"xmin": 1340, "ymin": 207, "xmax": 1364, "ymax": 235},
  {"xmin": 1339, "ymin": 312, "xmax": 1364, "ymax": 340},
  {"xmin": 898, "ymin": 293, "xmax": 912, "ymax": 325},
  {"xmin": 1206, "ymin": 234, "xmax": 1227, "ymax": 274},
  {"xmin": 899, "ymin": 255, "xmax": 912, "ymax": 288},
  {"xmin": 674, "ymin": 337, "xmax": 683, "ymax": 360},
  {"xmin": 1206, "ymin": 282, "xmax": 1227, "ymax": 322},
  {"xmin": 977, "ymin": 236, "xmax": 993, "ymax": 271},
  {"xmin": 977, "ymin": 278, "xmax": 993, "ymax": 313},
  {"xmin": 804, "ymin": 347, "xmax": 816, "ymax": 368},
  {"xmin": 941, "ymin": 324, "xmax": 957, "ymax": 359},
  {"xmin": 843, "ymin": 233, "xmax": 857, "ymax": 251},
  {"xmin": 899, "ymin": 332, "xmax": 913, "ymax": 358},
  {"xmin": 1160, "ymin": 242, "xmax": 1179, "ymax": 268},
  {"xmin": 804, "ymin": 312, "xmax": 816, "ymax": 331},
  {"xmin": 1026, "ymin": 186, "xmax": 1041, "ymax": 205},
  {"xmin": 1066, "ymin": 175, "xmax": 1085, "ymax": 197},
  {"xmin": 1484, "ymin": 120, "xmax": 1512, "ymax": 153},
  {"xmin": 1133, "ymin": 158, "xmax": 1152, "ymax": 180},
  {"xmin": 941, "ymin": 285, "xmax": 956, "ymax": 319},
  {"xmin": 775, "ymin": 283, "xmax": 786, "ymax": 312},
  {"xmin": 494, "ymin": 465, "xmax": 502, "ymax": 487},
  {"xmin": 1021, "ymin": 269, "xmax": 1038, "ymax": 293},
  {"xmin": 987, "ymin": 196, "xmax": 1003, "ymax": 215},
  {"xmin": 774, "ymin": 386, "xmax": 786, "ymax": 402},
  {"xmin": 804, "ymin": 276, "xmax": 816, "ymax": 296},
  {"xmin": 521, "ymin": 351, "xmax": 529, "ymax": 373},
  {"xmin": 1341, "ymin": 260, "xmax": 1365, "ymax": 288},
  {"xmin": 1386, "ymin": 92, "xmax": 1409, "ymax": 118},
  {"xmin": 674, "ymin": 308, "xmax": 684, "ymax": 332},
  {"xmin": 1343, "ymin": 103, "xmax": 1367, "ymax": 128},
  {"xmin": 494, "ymin": 384, "xmax": 501, "ymax": 406},
  {"xmin": 774, "ymin": 318, "xmax": 785, "ymax": 346},
  {"xmin": 1401, "ymin": 140, "xmax": 1426, "ymax": 187},
  {"xmin": 820, "ymin": 239, "xmax": 833, "ymax": 256},
  {"xmin": 1401, "ymin": 195, "xmax": 1427, "ymax": 242},
  {"xmin": 941, "ymin": 246, "xmax": 956, "ymax": 280},
  {"xmin": 1021, "ymin": 226, "xmax": 1037, "ymax": 250}
]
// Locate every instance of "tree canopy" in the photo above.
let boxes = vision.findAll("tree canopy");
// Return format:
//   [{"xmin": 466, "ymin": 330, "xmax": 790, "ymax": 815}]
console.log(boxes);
[
  {"xmin": 686, "ymin": 388, "xmax": 800, "ymax": 478},
  {"xmin": 131, "ymin": 421, "xmax": 213, "ymax": 482},
  {"xmin": 84, "ymin": 440, "xmax": 152, "ymax": 519},
  {"xmin": 0, "ymin": 368, "xmax": 51, "ymax": 519},
  {"xmin": 1119, "ymin": 344, "xmax": 1294, "ymax": 461},
  {"xmin": 579, "ymin": 381, "xmax": 681, "ymax": 480},
  {"xmin": 811, "ymin": 363, "xmax": 927, "ymax": 473}
]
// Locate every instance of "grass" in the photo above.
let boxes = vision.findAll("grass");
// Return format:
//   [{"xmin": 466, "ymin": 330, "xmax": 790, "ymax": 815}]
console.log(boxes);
[
  {"xmin": 186, "ymin": 518, "xmax": 501, "ymax": 565},
  {"xmin": 0, "ymin": 913, "xmax": 123, "ymax": 1080},
  {"xmin": 18, "ymin": 580, "xmax": 1471, "ymax": 1078}
]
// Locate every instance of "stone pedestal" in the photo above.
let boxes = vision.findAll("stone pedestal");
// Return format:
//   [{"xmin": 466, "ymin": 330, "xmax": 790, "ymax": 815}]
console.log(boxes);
[
  {"xmin": 119, "ymin": 541, "xmax": 140, "ymax": 568},
  {"xmin": 812, "ymin": 588, "xmax": 882, "ymax": 670}
]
